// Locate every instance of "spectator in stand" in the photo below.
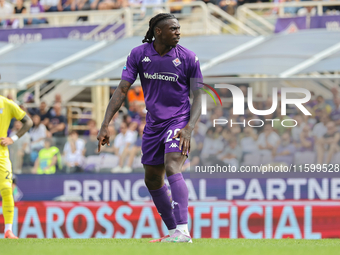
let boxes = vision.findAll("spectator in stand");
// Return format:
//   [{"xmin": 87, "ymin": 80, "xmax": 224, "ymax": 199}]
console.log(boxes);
[
  {"xmin": 38, "ymin": 101, "xmax": 51, "ymax": 126},
  {"xmin": 60, "ymin": 0, "xmax": 77, "ymax": 11},
  {"xmin": 221, "ymin": 127, "xmax": 231, "ymax": 147},
  {"xmin": 190, "ymin": 123, "xmax": 204, "ymax": 167},
  {"xmin": 29, "ymin": 114, "xmax": 48, "ymax": 163},
  {"xmin": 297, "ymin": 5, "xmax": 316, "ymax": 16},
  {"xmin": 313, "ymin": 95, "xmax": 332, "ymax": 122},
  {"xmin": 298, "ymin": 125, "xmax": 314, "ymax": 152},
  {"xmin": 272, "ymin": 107, "xmax": 295, "ymax": 135},
  {"xmin": 75, "ymin": 0, "xmax": 91, "ymax": 11},
  {"xmin": 9, "ymin": 121, "xmax": 31, "ymax": 174},
  {"xmin": 134, "ymin": 101, "xmax": 147, "ymax": 123},
  {"xmin": 112, "ymin": 121, "xmax": 138, "ymax": 173},
  {"xmin": 306, "ymin": 91, "xmax": 318, "ymax": 109},
  {"xmin": 140, "ymin": 0, "xmax": 164, "ymax": 17},
  {"xmin": 84, "ymin": 127, "xmax": 100, "ymax": 157},
  {"xmin": 40, "ymin": 0, "xmax": 60, "ymax": 12},
  {"xmin": 168, "ymin": 0, "xmax": 192, "ymax": 14},
  {"xmin": 316, "ymin": 121, "xmax": 340, "ymax": 164},
  {"xmin": 218, "ymin": 137, "xmax": 242, "ymax": 168},
  {"xmin": 0, "ymin": 0, "xmax": 12, "ymax": 27},
  {"xmin": 240, "ymin": 126, "xmax": 258, "ymax": 156},
  {"xmin": 257, "ymin": 123, "xmax": 280, "ymax": 157},
  {"xmin": 273, "ymin": 132, "xmax": 295, "ymax": 166},
  {"xmin": 111, "ymin": 122, "xmax": 137, "ymax": 173},
  {"xmin": 330, "ymin": 96, "xmax": 340, "ymax": 127},
  {"xmin": 50, "ymin": 94, "xmax": 67, "ymax": 116},
  {"xmin": 124, "ymin": 123, "xmax": 145, "ymax": 170},
  {"xmin": 88, "ymin": 0, "xmax": 122, "ymax": 10},
  {"xmin": 128, "ymin": 101, "xmax": 138, "ymax": 119},
  {"xmin": 111, "ymin": 112, "xmax": 123, "ymax": 132},
  {"xmin": 83, "ymin": 119, "xmax": 98, "ymax": 136},
  {"xmin": 11, "ymin": 0, "xmax": 27, "ymax": 28},
  {"xmin": 63, "ymin": 131, "xmax": 85, "ymax": 173},
  {"xmin": 218, "ymin": 0, "xmax": 237, "ymax": 15},
  {"xmin": 201, "ymin": 0, "xmax": 217, "ymax": 5},
  {"xmin": 312, "ymin": 114, "xmax": 328, "ymax": 139},
  {"xmin": 27, "ymin": 0, "xmax": 48, "ymax": 25},
  {"xmin": 48, "ymin": 102, "xmax": 67, "ymax": 152},
  {"xmin": 200, "ymin": 127, "xmax": 224, "ymax": 165},
  {"xmin": 283, "ymin": 0, "xmax": 298, "ymax": 15},
  {"xmin": 127, "ymin": 86, "xmax": 144, "ymax": 104},
  {"xmin": 14, "ymin": 0, "xmax": 26, "ymax": 13},
  {"xmin": 291, "ymin": 114, "xmax": 305, "ymax": 143},
  {"xmin": 32, "ymin": 138, "xmax": 61, "ymax": 174}
]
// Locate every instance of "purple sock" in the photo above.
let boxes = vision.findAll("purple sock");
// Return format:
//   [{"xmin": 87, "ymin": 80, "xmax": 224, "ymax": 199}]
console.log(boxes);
[
  {"xmin": 148, "ymin": 184, "xmax": 177, "ymax": 231},
  {"xmin": 168, "ymin": 173, "xmax": 188, "ymax": 225}
]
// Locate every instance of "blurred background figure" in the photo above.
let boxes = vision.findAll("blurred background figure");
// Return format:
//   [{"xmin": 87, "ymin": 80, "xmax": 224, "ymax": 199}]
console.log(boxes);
[
  {"xmin": 29, "ymin": 114, "xmax": 48, "ymax": 164},
  {"xmin": 316, "ymin": 121, "xmax": 340, "ymax": 164},
  {"xmin": 273, "ymin": 132, "xmax": 295, "ymax": 166},
  {"xmin": 33, "ymin": 138, "xmax": 61, "ymax": 174},
  {"xmin": 9, "ymin": 121, "xmax": 31, "ymax": 174},
  {"xmin": 63, "ymin": 130, "xmax": 85, "ymax": 173}
]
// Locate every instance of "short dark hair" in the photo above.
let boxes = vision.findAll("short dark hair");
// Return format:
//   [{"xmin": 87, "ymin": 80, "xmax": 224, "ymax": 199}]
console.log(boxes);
[{"xmin": 142, "ymin": 13, "xmax": 177, "ymax": 43}]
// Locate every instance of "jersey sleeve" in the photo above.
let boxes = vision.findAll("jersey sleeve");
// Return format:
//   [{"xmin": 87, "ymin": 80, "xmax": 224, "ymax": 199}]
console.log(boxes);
[
  {"xmin": 186, "ymin": 53, "xmax": 204, "ymax": 90},
  {"xmin": 7, "ymin": 99, "xmax": 26, "ymax": 120},
  {"xmin": 121, "ymin": 49, "xmax": 139, "ymax": 84}
]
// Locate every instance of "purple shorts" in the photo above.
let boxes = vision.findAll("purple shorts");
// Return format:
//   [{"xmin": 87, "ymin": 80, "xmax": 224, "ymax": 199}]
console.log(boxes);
[{"xmin": 141, "ymin": 119, "xmax": 188, "ymax": 165}]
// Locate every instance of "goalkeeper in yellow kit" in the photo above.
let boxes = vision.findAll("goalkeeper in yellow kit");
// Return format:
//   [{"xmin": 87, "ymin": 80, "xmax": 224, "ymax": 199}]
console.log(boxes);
[{"xmin": 0, "ymin": 95, "xmax": 32, "ymax": 239}]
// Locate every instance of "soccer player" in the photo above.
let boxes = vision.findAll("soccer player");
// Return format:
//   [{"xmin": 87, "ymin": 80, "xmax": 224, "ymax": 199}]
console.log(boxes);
[
  {"xmin": 0, "ymin": 96, "xmax": 33, "ymax": 238},
  {"xmin": 97, "ymin": 13, "xmax": 202, "ymax": 243}
]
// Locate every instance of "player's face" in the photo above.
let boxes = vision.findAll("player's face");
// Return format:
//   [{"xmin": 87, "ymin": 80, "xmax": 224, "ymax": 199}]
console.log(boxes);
[{"xmin": 159, "ymin": 19, "xmax": 181, "ymax": 47}]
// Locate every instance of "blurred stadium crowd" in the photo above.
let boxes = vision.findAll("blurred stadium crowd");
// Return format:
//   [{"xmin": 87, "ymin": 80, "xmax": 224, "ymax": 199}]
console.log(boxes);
[
  {"xmin": 2, "ymin": 0, "xmax": 340, "ymax": 28},
  {"xmin": 5, "ymin": 85, "xmax": 340, "ymax": 174}
]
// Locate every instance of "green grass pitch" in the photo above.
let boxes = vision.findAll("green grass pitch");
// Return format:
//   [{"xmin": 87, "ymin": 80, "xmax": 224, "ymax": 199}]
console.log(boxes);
[{"xmin": 1, "ymin": 239, "xmax": 339, "ymax": 255}]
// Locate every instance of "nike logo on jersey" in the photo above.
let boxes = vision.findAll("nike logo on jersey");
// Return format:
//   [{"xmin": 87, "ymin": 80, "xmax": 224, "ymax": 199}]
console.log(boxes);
[
  {"xmin": 169, "ymin": 143, "xmax": 178, "ymax": 148},
  {"xmin": 142, "ymin": 56, "xmax": 151, "ymax": 62}
]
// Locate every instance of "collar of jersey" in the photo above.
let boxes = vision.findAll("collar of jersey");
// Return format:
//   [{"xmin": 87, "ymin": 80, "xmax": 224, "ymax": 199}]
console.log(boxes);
[{"xmin": 148, "ymin": 41, "xmax": 176, "ymax": 57}]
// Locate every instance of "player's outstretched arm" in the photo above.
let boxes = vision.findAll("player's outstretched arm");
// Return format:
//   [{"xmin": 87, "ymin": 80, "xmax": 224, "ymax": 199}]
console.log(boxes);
[
  {"xmin": 0, "ymin": 114, "xmax": 33, "ymax": 146},
  {"xmin": 97, "ymin": 79, "xmax": 132, "ymax": 152},
  {"xmin": 173, "ymin": 88, "xmax": 202, "ymax": 155}
]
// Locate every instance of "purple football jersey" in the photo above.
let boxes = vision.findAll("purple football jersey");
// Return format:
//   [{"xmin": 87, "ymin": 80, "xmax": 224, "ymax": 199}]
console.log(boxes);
[{"xmin": 122, "ymin": 42, "xmax": 203, "ymax": 128}]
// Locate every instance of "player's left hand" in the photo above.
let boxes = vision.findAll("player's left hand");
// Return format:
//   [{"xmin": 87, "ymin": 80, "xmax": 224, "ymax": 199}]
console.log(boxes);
[
  {"xmin": 0, "ymin": 137, "xmax": 14, "ymax": 147},
  {"xmin": 173, "ymin": 126, "xmax": 192, "ymax": 155}
]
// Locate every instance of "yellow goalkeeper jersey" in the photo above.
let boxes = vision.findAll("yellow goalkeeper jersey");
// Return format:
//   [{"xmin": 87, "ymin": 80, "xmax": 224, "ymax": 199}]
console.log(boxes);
[{"xmin": 0, "ymin": 96, "xmax": 26, "ymax": 158}]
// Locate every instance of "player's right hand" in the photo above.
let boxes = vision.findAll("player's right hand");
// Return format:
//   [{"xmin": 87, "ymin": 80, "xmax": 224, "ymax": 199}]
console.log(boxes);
[
  {"xmin": 0, "ymin": 137, "xmax": 14, "ymax": 147},
  {"xmin": 97, "ymin": 126, "xmax": 110, "ymax": 152}
]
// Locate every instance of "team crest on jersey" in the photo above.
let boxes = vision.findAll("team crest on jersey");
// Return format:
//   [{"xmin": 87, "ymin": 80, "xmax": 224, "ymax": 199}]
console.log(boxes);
[
  {"xmin": 0, "ymin": 108, "xmax": 3, "ymax": 114},
  {"xmin": 172, "ymin": 58, "xmax": 181, "ymax": 67},
  {"xmin": 195, "ymin": 56, "xmax": 199, "ymax": 63}
]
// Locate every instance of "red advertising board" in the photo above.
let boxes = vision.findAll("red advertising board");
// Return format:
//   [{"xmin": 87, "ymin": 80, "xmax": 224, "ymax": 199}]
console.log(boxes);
[{"xmin": 0, "ymin": 201, "xmax": 339, "ymax": 239}]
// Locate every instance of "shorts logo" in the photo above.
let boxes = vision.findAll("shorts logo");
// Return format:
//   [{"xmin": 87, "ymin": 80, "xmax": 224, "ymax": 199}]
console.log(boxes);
[
  {"xmin": 169, "ymin": 143, "xmax": 178, "ymax": 148},
  {"xmin": 123, "ymin": 65, "xmax": 127, "ymax": 70},
  {"xmin": 171, "ymin": 201, "xmax": 178, "ymax": 209},
  {"xmin": 172, "ymin": 58, "xmax": 181, "ymax": 67},
  {"xmin": 195, "ymin": 56, "xmax": 199, "ymax": 63},
  {"xmin": 142, "ymin": 56, "xmax": 151, "ymax": 63}
]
